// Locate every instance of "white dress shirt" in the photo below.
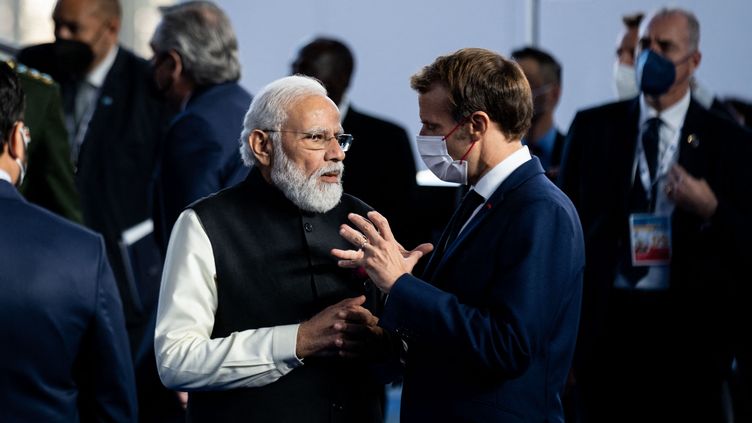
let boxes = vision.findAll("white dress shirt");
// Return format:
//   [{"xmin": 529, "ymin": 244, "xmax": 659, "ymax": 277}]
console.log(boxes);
[
  {"xmin": 614, "ymin": 90, "xmax": 690, "ymax": 291},
  {"xmin": 459, "ymin": 145, "xmax": 532, "ymax": 234},
  {"xmin": 154, "ymin": 209, "xmax": 303, "ymax": 391},
  {"xmin": 0, "ymin": 169, "xmax": 11, "ymax": 183},
  {"xmin": 68, "ymin": 46, "xmax": 118, "ymax": 161}
]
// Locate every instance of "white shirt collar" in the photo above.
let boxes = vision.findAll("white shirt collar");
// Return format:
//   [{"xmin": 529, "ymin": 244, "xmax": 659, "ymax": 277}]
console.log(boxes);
[
  {"xmin": 86, "ymin": 45, "xmax": 119, "ymax": 89},
  {"xmin": 0, "ymin": 169, "xmax": 12, "ymax": 183},
  {"xmin": 639, "ymin": 89, "xmax": 691, "ymax": 132},
  {"xmin": 472, "ymin": 145, "xmax": 532, "ymax": 200}
]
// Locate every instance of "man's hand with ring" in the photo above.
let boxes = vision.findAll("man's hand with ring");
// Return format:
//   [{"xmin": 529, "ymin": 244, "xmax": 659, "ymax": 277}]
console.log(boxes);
[{"xmin": 331, "ymin": 211, "xmax": 433, "ymax": 293}]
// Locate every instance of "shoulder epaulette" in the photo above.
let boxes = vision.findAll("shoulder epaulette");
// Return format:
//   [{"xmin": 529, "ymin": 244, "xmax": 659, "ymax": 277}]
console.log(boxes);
[{"xmin": 5, "ymin": 59, "xmax": 54, "ymax": 85}]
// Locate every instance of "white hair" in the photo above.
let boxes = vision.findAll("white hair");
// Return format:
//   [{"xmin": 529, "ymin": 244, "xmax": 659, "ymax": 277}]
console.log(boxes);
[
  {"xmin": 239, "ymin": 75, "xmax": 327, "ymax": 166},
  {"xmin": 151, "ymin": 1, "xmax": 241, "ymax": 85}
]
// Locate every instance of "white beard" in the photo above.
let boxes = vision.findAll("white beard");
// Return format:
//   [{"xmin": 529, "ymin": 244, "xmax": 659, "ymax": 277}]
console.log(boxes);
[{"xmin": 270, "ymin": 140, "xmax": 344, "ymax": 213}]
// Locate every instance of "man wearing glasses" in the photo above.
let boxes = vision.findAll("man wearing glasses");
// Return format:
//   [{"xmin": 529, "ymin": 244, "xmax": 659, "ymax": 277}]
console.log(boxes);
[
  {"xmin": 154, "ymin": 75, "xmax": 390, "ymax": 423},
  {"xmin": 559, "ymin": 7, "xmax": 752, "ymax": 422}
]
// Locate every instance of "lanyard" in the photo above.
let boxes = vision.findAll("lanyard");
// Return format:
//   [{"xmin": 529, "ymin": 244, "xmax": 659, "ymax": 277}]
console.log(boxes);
[{"xmin": 635, "ymin": 120, "xmax": 679, "ymax": 204}]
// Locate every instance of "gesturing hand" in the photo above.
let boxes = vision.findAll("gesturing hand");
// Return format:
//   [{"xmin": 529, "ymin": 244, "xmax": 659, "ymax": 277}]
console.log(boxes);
[{"xmin": 331, "ymin": 211, "xmax": 433, "ymax": 294}]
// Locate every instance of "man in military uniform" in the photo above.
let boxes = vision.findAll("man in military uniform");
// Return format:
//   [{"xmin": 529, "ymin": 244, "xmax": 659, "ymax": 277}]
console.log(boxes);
[{"xmin": 2, "ymin": 57, "xmax": 81, "ymax": 222}]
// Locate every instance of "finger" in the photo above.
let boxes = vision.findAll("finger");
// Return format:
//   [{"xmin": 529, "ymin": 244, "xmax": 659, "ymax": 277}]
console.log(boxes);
[
  {"xmin": 336, "ymin": 259, "xmax": 361, "ymax": 269},
  {"xmin": 339, "ymin": 224, "xmax": 369, "ymax": 249},
  {"xmin": 340, "ymin": 307, "xmax": 378, "ymax": 326},
  {"xmin": 333, "ymin": 295, "xmax": 366, "ymax": 311},
  {"xmin": 414, "ymin": 243, "xmax": 434, "ymax": 255},
  {"xmin": 668, "ymin": 164, "xmax": 682, "ymax": 181},
  {"xmin": 331, "ymin": 248, "xmax": 363, "ymax": 261},
  {"xmin": 347, "ymin": 213, "xmax": 381, "ymax": 243},
  {"xmin": 333, "ymin": 322, "xmax": 374, "ymax": 338},
  {"xmin": 672, "ymin": 163, "xmax": 687, "ymax": 175},
  {"xmin": 366, "ymin": 210, "xmax": 396, "ymax": 243}
]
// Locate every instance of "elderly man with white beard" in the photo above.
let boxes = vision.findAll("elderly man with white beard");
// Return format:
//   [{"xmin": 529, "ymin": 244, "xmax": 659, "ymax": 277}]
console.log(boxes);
[{"xmin": 154, "ymin": 75, "xmax": 392, "ymax": 423}]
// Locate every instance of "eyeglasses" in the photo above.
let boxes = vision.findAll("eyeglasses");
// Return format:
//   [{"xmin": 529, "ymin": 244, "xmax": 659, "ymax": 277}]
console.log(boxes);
[{"xmin": 263, "ymin": 129, "xmax": 353, "ymax": 152}]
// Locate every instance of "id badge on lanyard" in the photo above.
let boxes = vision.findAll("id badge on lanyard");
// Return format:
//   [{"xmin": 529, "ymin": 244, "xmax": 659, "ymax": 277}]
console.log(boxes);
[
  {"xmin": 629, "ymin": 213, "xmax": 671, "ymax": 266},
  {"xmin": 628, "ymin": 123, "xmax": 679, "ymax": 266}
]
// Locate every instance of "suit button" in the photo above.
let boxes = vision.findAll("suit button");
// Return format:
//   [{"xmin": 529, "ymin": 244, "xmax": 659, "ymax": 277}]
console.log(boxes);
[{"xmin": 304, "ymin": 222, "xmax": 313, "ymax": 232}]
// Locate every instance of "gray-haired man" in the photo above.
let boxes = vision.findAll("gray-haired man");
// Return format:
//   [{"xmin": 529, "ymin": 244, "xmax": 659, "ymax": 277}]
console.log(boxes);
[
  {"xmin": 155, "ymin": 75, "xmax": 391, "ymax": 422},
  {"xmin": 150, "ymin": 0, "xmax": 251, "ymax": 250}
]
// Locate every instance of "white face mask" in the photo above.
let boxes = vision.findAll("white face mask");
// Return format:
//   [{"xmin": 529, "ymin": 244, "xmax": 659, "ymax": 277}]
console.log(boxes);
[
  {"xmin": 417, "ymin": 135, "xmax": 469, "ymax": 185},
  {"xmin": 613, "ymin": 61, "xmax": 639, "ymax": 100}
]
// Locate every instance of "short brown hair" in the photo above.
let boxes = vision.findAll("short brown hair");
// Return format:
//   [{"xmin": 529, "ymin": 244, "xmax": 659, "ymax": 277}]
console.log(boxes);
[{"xmin": 410, "ymin": 47, "xmax": 532, "ymax": 140}]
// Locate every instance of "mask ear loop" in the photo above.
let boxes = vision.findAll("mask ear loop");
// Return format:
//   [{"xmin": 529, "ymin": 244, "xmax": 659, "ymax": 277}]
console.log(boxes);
[
  {"xmin": 453, "ymin": 114, "xmax": 478, "ymax": 163},
  {"xmin": 443, "ymin": 114, "xmax": 478, "ymax": 162},
  {"xmin": 442, "ymin": 115, "xmax": 470, "ymax": 142},
  {"xmin": 459, "ymin": 140, "xmax": 478, "ymax": 162}
]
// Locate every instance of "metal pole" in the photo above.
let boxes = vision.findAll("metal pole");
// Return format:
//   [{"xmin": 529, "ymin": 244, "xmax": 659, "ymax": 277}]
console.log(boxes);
[{"xmin": 525, "ymin": 0, "xmax": 540, "ymax": 46}]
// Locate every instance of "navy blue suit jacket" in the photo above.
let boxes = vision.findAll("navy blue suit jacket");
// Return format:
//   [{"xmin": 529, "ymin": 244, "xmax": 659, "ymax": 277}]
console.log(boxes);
[
  {"xmin": 155, "ymin": 82, "xmax": 251, "ymax": 249},
  {"xmin": 380, "ymin": 157, "xmax": 584, "ymax": 422},
  {"xmin": 0, "ymin": 181, "xmax": 136, "ymax": 422}
]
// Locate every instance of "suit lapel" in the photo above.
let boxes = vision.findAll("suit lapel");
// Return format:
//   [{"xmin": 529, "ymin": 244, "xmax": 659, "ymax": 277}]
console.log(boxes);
[
  {"xmin": 81, "ymin": 49, "xmax": 126, "ymax": 150},
  {"xmin": 617, "ymin": 99, "xmax": 641, "ymax": 212},
  {"xmin": 676, "ymin": 100, "xmax": 706, "ymax": 178},
  {"xmin": 424, "ymin": 158, "xmax": 543, "ymax": 282}
]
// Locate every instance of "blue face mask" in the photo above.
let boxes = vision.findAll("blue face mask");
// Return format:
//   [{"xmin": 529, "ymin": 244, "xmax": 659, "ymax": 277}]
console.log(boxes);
[{"xmin": 636, "ymin": 50, "xmax": 676, "ymax": 96}]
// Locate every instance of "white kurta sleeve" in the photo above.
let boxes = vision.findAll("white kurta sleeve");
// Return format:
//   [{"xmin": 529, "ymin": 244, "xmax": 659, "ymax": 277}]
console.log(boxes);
[{"xmin": 154, "ymin": 209, "xmax": 303, "ymax": 391}]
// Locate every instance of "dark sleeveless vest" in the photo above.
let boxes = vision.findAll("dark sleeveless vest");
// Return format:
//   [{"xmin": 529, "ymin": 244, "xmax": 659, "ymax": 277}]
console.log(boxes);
[{"xmin": 187, "ymin": 167, "xmax": 384, "ymax": 423}]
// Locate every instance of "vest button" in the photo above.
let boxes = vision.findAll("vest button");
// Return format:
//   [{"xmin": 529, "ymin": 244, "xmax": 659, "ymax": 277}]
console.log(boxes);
[{"xmin": 304, "ymin": 222, "xmax": 313, "ymax": 232}]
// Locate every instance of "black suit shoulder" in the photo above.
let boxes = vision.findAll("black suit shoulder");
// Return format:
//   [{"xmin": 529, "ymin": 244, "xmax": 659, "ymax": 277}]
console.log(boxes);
[
  {"xmin": 572, "ymin": 98, "xmax": 636, "ymax": 123},
  {"xmin": 346, "ymin": 107, "xmax": 408, "ymax": 136}
]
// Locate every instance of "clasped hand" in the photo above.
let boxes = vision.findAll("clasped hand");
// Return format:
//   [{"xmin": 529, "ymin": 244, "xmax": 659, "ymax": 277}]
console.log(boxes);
[
  {"xmin": 296, "ymin": 295, "xmax": 385, "ymax": 359},
  {"xmin": 330, "ymin": 210, "xmax": 433, "ymax": 294}
]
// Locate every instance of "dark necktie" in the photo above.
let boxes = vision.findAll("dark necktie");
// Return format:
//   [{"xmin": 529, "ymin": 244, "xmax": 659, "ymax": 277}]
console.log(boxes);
[
  {"xmin": 643, "ymin": 117, "xmax": 661, "ymax": 182},
  {"xmin": 621, "ymin": 117, "xmax": 662, "ymax": 285},
  {"xmin": 443, "ymin": 189, "xmax": 485, "ymax": 250}
]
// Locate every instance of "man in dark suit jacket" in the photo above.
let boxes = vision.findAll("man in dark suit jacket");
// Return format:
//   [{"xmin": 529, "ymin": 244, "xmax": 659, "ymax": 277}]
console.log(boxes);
[
  {"xmin": 0, "ymin": 60, "xmax": 136, "ymax": 423},
  {"xmin": 511, "ymin": 46, "xmax": 566, "ymax": 180},
  {"xmin": 291, "ymin": 37, "xmax": 419, "ymax": 246},
  {"xmin": 17, "ymin": 0, "xmax": 175, "ymax": 420},
  {"xmin": 333, "ymin": 48, "xmax": 585, "ymax": 423},
  {"xmin": 149, "ymin": 1, "xmax": 251, "ymax": 251},
  {"xmin": 558, "ymin": 7, "xmax": 752, "ymax": 422}
]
